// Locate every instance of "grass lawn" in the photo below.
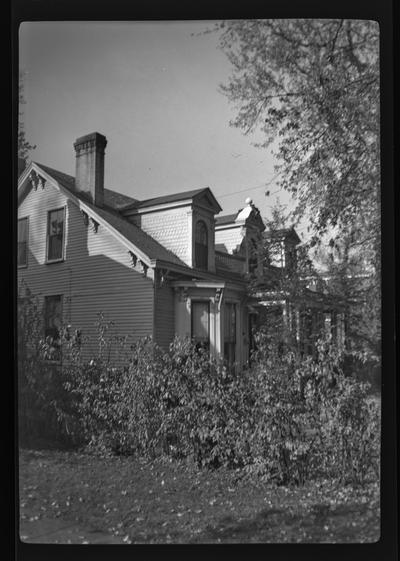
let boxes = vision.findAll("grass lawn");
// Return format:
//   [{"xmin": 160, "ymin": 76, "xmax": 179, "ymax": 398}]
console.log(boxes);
[{"xmin": 18, "ymin": 448, "xmax": 380, "ymax": 544}]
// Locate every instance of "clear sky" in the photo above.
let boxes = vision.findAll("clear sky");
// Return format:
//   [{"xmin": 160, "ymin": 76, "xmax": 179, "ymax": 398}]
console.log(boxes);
[{"xmin": 19, "ymin": 21, "xmax": 295, "ymax": 226}]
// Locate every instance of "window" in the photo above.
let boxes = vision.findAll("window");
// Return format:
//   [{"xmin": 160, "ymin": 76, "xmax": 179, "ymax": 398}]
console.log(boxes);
[
  {"xmin": 44, "ymin": 295, "xmax": 63, "ymax": 360},
  {"xmin": 47, "ymin": 208, "xmax": 65, "ymax": 262},
  {"xmin": 18, "ymin": 218, "xmax": 28, "ymax": 267},
  {"xmin": 248, "ymin": 238, "xmax": 258, "ymax": 274},
  {"xmin": 195, "ymin": 220, "xmax": 208, "ymax": 270},
  {"xmin": 191, "ymin": 301, "xmax": 210, "ymax": 350},
  {"xmin": 224, "ymin": 302, "xmax": 236, "ymax": 366}
]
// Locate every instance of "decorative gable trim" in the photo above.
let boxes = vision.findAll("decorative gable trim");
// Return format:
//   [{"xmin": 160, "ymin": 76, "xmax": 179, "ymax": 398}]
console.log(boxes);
[
  {"xmin": 192, "ymin": 188, "xmax": 222, "ymax": 214},
  {"xmin": 18, "ymin": 162, "xmax": 154, "ymax": 268}
]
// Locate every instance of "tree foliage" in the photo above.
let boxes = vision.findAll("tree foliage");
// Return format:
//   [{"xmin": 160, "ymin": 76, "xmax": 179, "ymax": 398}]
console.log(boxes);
[
  {"xmin": 19, "ymin": 71, "xmax": 36, "ymax": 164},
  {"xmin": 217, "ymin": 19, "xmax": 381, "ymax": 372},
  {"xmin": 217, "ymin": 19, "xmax": 380, "ymax": 270}
]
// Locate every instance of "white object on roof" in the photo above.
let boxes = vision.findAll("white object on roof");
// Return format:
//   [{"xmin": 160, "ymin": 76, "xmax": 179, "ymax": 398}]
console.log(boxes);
[{"xmin": 236, "ymin": 197, "xmax": 255, "ymax": 222}]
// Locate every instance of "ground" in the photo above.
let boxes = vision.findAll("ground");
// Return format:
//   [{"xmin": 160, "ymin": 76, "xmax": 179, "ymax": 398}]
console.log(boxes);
[{"xmin": 18, "ymin": 448, "xmax": 380, "ymax": 544}]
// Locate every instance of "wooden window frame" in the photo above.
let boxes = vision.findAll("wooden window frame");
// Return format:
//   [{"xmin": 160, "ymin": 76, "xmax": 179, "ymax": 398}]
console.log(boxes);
[
  {"xmin": 18, "ymin": 216, "xmax": 29, "ymax": 268},
  {"xmin": 191, "ymin": 300, "xmax": 210, "ymax": 350},
  {"xmin": 194, "ymin": 220, "xmax": 209, "ymax": 270},
  {"xmin": 46, "ymin": 207, "xmax": 66, "ymax": 264}
]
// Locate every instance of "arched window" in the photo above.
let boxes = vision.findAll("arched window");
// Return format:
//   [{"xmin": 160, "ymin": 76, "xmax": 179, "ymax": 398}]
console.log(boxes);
[{"xmin": 195, "ymin": 220, "xmax": 208, "ymax": 270}]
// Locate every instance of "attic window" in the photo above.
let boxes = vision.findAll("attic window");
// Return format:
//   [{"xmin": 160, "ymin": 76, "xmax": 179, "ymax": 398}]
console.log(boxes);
[{"xmin": 195, "ymin": 220, "xmax": 208, "ymax": 270}]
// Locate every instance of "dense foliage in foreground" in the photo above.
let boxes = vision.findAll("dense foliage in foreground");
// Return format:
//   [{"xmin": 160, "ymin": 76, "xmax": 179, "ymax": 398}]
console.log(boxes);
[{"xmin": 18, "ymin": 296, "xmax": 380, "ymax": 486}]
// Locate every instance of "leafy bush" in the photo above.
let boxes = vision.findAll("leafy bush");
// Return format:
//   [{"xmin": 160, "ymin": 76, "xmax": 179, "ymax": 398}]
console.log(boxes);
[
  {"xmin": 17, "ymin": 290, "xmax": 78, "ymax": 448},
  {"xmin": 63, "ymin": 335, "xmax": 253, "ymax": 466},
  {"xmin": 18, "ymin": 291, "xmax": 380, "ymax": 485},
  {"xmin": 246, "ymin": 331, "xmax": 380, "ymax": 485}
]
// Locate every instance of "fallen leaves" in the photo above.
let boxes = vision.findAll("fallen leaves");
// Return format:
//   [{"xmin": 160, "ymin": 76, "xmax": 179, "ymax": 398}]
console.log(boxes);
[{"xmin": 19, "ymin": 449, "xmax": 380, "ymax": 544}]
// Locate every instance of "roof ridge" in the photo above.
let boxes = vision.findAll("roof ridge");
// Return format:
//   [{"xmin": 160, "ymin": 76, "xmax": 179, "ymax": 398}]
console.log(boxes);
[{"xmin": 126, "ymin": 187, "xmax": 212, "ymax": 211}]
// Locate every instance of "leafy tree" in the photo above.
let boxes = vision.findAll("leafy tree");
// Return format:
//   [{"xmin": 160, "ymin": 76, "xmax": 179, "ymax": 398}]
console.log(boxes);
[
  {"xmin": 216, "ymin": 19, "xmax": 380, "ymax": 369},
  {"xmin": 18, "ymin": 71, "xmax": 36, "ymax": 164},
  {"xmin": 313, "ymin": 231, "xmax": 381, "ymax": 385},
  {"xmin": 216, "ymin": 19, "xmax": 379, "ymax": 271},
  {"xmin": 248, "ymin": 200, "xmax": 319, "ymax": 350}
]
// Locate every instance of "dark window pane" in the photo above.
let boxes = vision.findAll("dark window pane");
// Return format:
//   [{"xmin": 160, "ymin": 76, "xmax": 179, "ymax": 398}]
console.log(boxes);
[
  {"xmin": 195, "ymin": 221, "xmax": 208, "ymax": 269},
  {"xmin": 195, "ymin": 242, "xmax": 208, "ymax": 269},
  {"xmin": 224, "ymin": 303, "xmax": 236, "ymax": 365},
  {"xmin": 18, "ymin": 242, "xmax": 27, "ymax": 266},
  {"xmin": 47, "ymin": 209, "xmax": 64, "ymax": 260},
  {"xmin": 18, "ymin": 218, "xmax": 28, "ymax": 239},
  {"xmin": 18, "ymin": 218, "xmax": 28, "ymax": 266}
]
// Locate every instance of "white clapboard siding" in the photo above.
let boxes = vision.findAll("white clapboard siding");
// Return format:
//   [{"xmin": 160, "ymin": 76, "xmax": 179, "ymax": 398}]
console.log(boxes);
[
  {"xmin": 154, "ymin": 282, "xmax": 175, "ymax": 351},
  {"xmin": 18, "ymin": 181, "xmax": 154, "ymax": 364}
]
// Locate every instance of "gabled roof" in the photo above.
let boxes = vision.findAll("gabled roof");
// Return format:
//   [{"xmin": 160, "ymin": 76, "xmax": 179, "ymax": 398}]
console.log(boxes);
[
  {"xmin": 18, "ymin": 162, "xmax": 189, "ymax": 269},
  {"xmin": 104, "ymin": 189, "xmax": 138, "ymax": 209},
  {"xmin": 35, "ymin": 164, "xmax": 138, "ymax": 209},
  {"xmin": 121, "ymin": 187, "xmax": 222, "ymax": 214},
  {"xmin": 215, "ymin": 204, "xmax": 265, "ymax": 232},
  {"xmin": 18, "ymin": 162, "xmax": 248, "ymax": 289},
  {"xmin": 84, "ymin": 202, "xmax": 189, "ymax": 267}
]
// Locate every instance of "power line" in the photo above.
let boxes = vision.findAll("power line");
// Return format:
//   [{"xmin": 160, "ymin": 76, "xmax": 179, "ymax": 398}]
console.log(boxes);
[
  {"xmin": 218, "ymin": 184, "xmax": 281, "ymax": 200},
  {"xmin": 218, "ymin": 182, "xmax": 268, "ymax": 199}
]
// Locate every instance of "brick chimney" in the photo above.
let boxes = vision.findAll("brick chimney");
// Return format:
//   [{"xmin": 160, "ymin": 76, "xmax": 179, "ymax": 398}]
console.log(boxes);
[{"xmin": 73, "ymin": 132, "xmax": 107, "ymax": 207}]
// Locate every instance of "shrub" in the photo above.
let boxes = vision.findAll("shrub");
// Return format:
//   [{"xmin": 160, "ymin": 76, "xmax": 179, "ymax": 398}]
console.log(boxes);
[
  {"xmin": 18, "ymin": 290, "xmax": 380, "ymax": 485},
  {"xmin": 154, "ymin": 338, "xmax": 253, "ymax": 468},
  {"xmin": 17, "ymin": 290, "xmax": 78, "ymax": 448},
  {"xmin": 64, "ymin": 335, "xmax": 253, "ymax": 466},
  {"xmin": 245, "ymin": 332, "xmax": 380, "ymax": 485}
]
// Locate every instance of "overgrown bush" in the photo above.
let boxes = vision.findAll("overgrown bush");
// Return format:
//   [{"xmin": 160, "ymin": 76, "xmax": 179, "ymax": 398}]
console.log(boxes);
[
  {"xmin": 17, "ymin": 292, "xmax": 380, "ymax": 485},
  {"xmin": 17, "ymin": 290, "xmax": 78, "ymax": 448},
  {"xmin": 63, "ymin": 335, "xmax": 253, "ymax": 467},
  {"xmin": 246, "ymin": 330, "xmax": 380, "ymax": 485}
]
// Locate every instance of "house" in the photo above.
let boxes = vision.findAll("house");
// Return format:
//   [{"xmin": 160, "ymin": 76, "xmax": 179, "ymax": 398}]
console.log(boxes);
[
  {"xmin": 17, "ymin": 132, "xmax": 268, "ymax": 367},
  {"xmin": 17, "ymin": 131, "xmax": 347, "ymax": 367},
  {"xmin": 253, "ymin": 228, "xmax": 347, "ymax": 355}
]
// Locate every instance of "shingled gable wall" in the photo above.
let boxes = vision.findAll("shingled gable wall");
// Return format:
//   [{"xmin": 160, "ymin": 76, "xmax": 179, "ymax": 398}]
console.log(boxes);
[
  {"xmin": 125, "ymin": 205, "xmax": 192, "ymax": 265},
  {"xmin": 122, "ymin": 194, "xmax": 219, "ymax": 271}
]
